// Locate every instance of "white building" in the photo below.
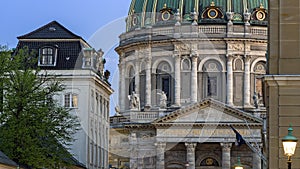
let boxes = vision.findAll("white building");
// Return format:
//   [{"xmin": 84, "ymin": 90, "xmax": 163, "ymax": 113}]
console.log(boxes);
[{"xmin": 17, "ymin": 21, "xmax": 113, "ymax": 169}]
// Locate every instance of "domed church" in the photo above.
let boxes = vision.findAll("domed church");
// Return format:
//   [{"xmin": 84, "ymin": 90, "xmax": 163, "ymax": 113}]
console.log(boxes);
[{"xmin": 110, "ymin": 0, "xmax": 268, "ymax": 168}]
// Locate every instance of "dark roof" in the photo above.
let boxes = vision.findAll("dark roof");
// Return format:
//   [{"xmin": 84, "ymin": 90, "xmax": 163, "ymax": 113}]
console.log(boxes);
[
  {"xmin": 17, "ymin": 21, "xmax": 82, "ymax": 39},
  {"xmin": 0, "ymin": 150, "xmax": 18, "ymax": 167},
  {"xmin": 15, "ymin": 20, "xmax": 91, "ymax": 70},
  {"xmin": 17, "ymin": 41, "xmax": 84, "ymax": 70}
]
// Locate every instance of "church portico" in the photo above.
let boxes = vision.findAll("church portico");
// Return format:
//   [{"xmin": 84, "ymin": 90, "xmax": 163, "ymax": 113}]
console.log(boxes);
[
  {"xmin": 110, "ymin": 0, "xmax": 268, "ymax": 168},
  {"xmin": 149, "ymin": 141, "xmax": 258, "ymax": 169}
]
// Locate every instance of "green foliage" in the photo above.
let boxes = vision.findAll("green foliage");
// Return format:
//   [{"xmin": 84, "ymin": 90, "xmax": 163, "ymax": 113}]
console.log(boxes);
[{"xmin": 0, "ymin": 46, "xmax": 80, "ymax": 168}]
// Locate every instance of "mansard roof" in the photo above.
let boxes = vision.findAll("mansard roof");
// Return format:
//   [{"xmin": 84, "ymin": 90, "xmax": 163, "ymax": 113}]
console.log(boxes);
[
  {"xmin": 16, "ymin": 21, "xmax": 91, "ymax": 70},
  {"xmin": 17, "ymin": 21, "xmax": 82, "ymax": 39},
  {"xmin": 153, "ymin": 98, "xmax": 263, "ymax": 126}
]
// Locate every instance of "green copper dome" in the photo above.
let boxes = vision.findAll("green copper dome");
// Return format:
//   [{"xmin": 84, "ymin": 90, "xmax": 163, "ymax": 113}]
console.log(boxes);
[{"xmin": 127, "ymin": 0, "xmax": 268, "ymax": 31}]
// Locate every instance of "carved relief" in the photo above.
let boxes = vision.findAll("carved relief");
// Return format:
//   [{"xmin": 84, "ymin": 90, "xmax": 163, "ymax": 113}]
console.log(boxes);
[
  {"xmin": 175, "ymin": 44, "xmax": 190, "ymax": 52},
  {"xmin": 228, "ymin": 44, "xmax": 244, "ymax": 51}
]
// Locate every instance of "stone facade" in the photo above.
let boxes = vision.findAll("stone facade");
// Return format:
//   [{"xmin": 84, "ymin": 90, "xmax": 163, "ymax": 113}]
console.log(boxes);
[
  {"xmin": 265, "ymin": 0, "xmax": 300, "ymax": 168},
  {"xmin": 110, "ymin": 1, "xmax": 268, "ymax": 168}
]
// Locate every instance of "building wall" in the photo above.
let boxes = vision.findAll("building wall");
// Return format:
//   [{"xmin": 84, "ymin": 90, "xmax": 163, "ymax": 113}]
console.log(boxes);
[
  {"xmin": 52, "ymin": 70, "xmax": 112, "ymax": 169},
  {"xmin": 266, "ymin": 0, "xmax": 300, "ymax": 168}
]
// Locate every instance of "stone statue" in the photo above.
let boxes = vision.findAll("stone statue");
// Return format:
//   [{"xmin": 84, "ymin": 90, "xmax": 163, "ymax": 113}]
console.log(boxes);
[
  {"xmin": 158, "ymin": 91, "xmax": 167, "ymax": 108},
  {"xmin": 253, "ymin": 92, "xmax": 259, "ymax": 108},
  {"xmin": 257, "ymin": 92, "xmax": 264, "ymax": 107},
  {"xmin": 128, "ymin": 91, "xmax": 140, "ymax": 110}
]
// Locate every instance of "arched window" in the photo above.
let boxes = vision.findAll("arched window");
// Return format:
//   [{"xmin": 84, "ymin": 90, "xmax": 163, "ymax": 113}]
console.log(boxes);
[
  {"xmin": 253, "ymin": 61, "xmax": 266, "ymax": 106},
  {"xmin": 128, "ymin": 66, "xmax": 135, "ymax": 95},
  {"xmin": 202, "ymin": 60, "xmax": 222, "ymax": 99},
  {"xmin": 156, "ymin": 61, "xmax": 172, "ymax": 106},
  {"xmin": 234, "ymin": 58, "xmax": 244, "ymax": 71},
  {"xmin": 200, "ymin": 157, "xmax": 220, "ymax": 166},
  {"xmin": 181, "ymin": 58, "xmax": 191, "ymax": 71}
]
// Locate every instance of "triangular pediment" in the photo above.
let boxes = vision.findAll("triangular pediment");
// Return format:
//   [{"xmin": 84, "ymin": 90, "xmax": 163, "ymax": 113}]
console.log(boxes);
[
  {"xmin": 17, "ymin": 21, "xmax": 82, "ymax": 39},
  {"xmin": 153, "ymin": 99, "xmax": 262, "ymax": 125}
]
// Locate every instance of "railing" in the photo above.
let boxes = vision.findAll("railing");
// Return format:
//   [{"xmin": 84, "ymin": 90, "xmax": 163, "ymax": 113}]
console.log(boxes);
[
  {"xmin": 120, "ymin": 25, "xmax": 267, "ymax": 44},
  {"xmin": 153, "ymin": 28, "xmax": 174, "ymax": 35},
  {"xmin": 250, "ymin": 27, "xmax": 268, "ymax": 36},
  {"xmin": 199, "ymin": 25, "xmax": 226, "ymax": 34},
  {"xmin": 130, "ymin": 111, "xmax": 159, "ymax": 122}
]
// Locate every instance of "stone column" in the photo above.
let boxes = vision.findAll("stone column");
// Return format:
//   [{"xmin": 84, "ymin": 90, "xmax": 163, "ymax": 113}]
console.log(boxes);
[
  {"xmin": 174, "ymin": 54, "xmax": 181, "ymax": 106},
  {"xmin": 130, "ymin": 132, "xmax": 138, "ymax": 169},
  {"xmin": 145, "ymin": 58, "xmax": 151, "ymax": 109},
  {"xmin": 119, "ymin": 59, "xmax": 126, "ymax": 111},
  {"xmin": 130, "ymin": 148, "xmax": 138, "ymax": 169},
  {"xmin": 135, "ymin": 60, "xmax": 140, "ymax": 95},
  {"xmin": 226, "ymin": 55, "xmax": 234, "ymax": 105},
  {"xmin": 244, "ymin": 55, "xmax": 251, "ymax": 107},
  {"xmin": 155, "ymin": 142, "xmax": 166, "ymax": 169},
  {"xmin": 220, "ymin": 142, "xmax": 232, "ymax": 169},
  {"xmin": 191, "ymin": 54, "xmax": 198, "ymax": 103},
  {"xmin": 185, "ymin": 143, "xmax": 197, "ymax": 169},
  {"xmin": 252, "ymin": 143, "xmax": 262, "ymax": 169}
]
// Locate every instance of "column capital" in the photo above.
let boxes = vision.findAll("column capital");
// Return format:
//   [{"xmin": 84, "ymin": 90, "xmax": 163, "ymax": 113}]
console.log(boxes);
[
  {"xmin": 190, "ymin": 50, "xmax": 198, "ymax": 58},
  {"xmin": 220, "ymin": 142, "xmax": 232, "ymax": 151},
  {"xmin": 251, "ymin": 142, "xmax": 263, "ymax": 149},
  {"xmin": 173, "ymin": 53, "xmax": 181, "ymax": 60},
  {"xmin": 155, "ymin": 142, "xmax": 166, "ymax": 150},
  {"xmin": 244, "ymin": 55, "xmax": 252, "ymax": 62},
  {"xmin": 226, "ymin": 54, "xmax": 234, "ymax": 61},
  {"xmin": 185, "ymin": 142, "xmax": 197, "ymax": 152}
]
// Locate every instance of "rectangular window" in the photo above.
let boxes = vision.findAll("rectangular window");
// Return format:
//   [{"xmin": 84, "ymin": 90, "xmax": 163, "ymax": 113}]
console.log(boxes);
[
  {"xmin": 39, "ymin": 47, "xmax": 57, "ymax": 66},
  {"xmin": 64, "ymin": 93, "xmax": 78, "ymax": 108}
]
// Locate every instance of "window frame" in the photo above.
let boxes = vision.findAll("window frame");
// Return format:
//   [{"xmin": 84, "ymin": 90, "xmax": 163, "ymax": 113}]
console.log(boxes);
[
  {"xmin": 64, "ymin": 93, "xmax": 79, "ymax": 108},
  {"xmin": 38, "ymin": 46, "xmax": 58, "ymax": 66}
]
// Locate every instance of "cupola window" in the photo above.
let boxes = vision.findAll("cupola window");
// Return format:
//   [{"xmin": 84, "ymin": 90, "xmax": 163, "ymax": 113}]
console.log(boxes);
[{"xmin": 38, "ymin": 47, "xmax": 57, "ymax": 66}]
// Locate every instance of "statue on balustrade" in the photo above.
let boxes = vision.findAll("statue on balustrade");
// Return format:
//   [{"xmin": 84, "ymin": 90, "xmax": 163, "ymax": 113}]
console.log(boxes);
[{"xmin": 128, "ymin": 91, "xmax": 140, "ymax": 110}]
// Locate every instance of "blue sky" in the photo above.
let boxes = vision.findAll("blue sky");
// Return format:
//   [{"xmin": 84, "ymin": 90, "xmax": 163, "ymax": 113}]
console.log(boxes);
[
  {"xmin": 0, "ymin": 0, "xmax": 132, "ymax": 115},
  {"xmin": 0, "ymin": 0, "xmax": 131, "ymax": 47}
]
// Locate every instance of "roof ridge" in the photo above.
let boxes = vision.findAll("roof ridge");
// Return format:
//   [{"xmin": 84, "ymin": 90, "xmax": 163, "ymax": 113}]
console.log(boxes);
[{"xmin": 17, "ymin": 20, "xmax": 82, "ymax": 39}]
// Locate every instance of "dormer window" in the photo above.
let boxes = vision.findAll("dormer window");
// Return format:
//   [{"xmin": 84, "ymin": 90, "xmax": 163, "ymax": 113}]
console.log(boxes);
[{"xmin": 38, "ymin": 47, "xmax": 57, "ymax": 66}]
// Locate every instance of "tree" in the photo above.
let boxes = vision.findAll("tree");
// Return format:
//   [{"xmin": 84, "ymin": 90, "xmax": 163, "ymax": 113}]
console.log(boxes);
[{"xmin": 0, "ymin": 47, "xmax": 80, "ymax": 168}]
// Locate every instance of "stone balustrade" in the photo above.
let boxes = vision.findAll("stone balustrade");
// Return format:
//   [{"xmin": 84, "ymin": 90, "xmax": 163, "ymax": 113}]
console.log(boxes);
[
  {"xmin": 130, "ymin": 111, "xmax": 159, "ymax": 122},
  {"xmin": 119, "ymin": 25, "xmax": 268, "ymax": 46}
]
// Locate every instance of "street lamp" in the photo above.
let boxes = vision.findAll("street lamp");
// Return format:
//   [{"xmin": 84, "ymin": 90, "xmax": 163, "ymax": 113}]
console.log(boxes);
[
  {"xmin": 282, "ymin": 125, "xmax": 298, "ymax": 169},
  {"xmin": 233, "ymin": 157, "xmax": 243, "ymax": 169}
]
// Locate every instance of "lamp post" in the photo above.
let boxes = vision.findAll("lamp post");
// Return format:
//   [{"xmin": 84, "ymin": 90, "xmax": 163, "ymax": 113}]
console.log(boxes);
[
  {"xmin": 233, "ymin": 157, "xmax": 243, "ymax": 169},
  {"xmin": 282, "ymin": 125, "xmax": 298, "ymax": 169}
]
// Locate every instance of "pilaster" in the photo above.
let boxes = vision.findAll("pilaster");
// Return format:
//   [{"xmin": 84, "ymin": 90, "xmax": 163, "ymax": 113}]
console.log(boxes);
[
  {"xmin": 174, "ymin": 54, "xmax": 181, "ymax": 106},
  {"xmin": 220, "ymin": 142, "xmax": 232, "ymax": 169},
  {"xmin": 244, "ymin": 55, "xmax": 251, "ymax": 107},
  {"xmin": 226, "ymin": 55, "xmax": 234, "ymax": 105},
  {"xmin": 135, "ymin": 59, "xmax": 140, "ymax": 95},
  {"xmin": 145, "ymin": 57, "xmax": 152, "ymax": 109},
  {"xmin": 191, "ymin": 54, "xmax": 198, "ymax": 103},
  {"xmin": 252, "ymin": 143, "xmax": 262, "ymax": 169},
  {"xmin": 185, "ymin": 143, "xmax": 197, "ymax": 169},
  {"xmin": 155, "ymin": 142, "xmax": 166, "ymax": 169},
  {"xmin": 119, "ymin": 58, "xmax": 126, "ymax": 111}
]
